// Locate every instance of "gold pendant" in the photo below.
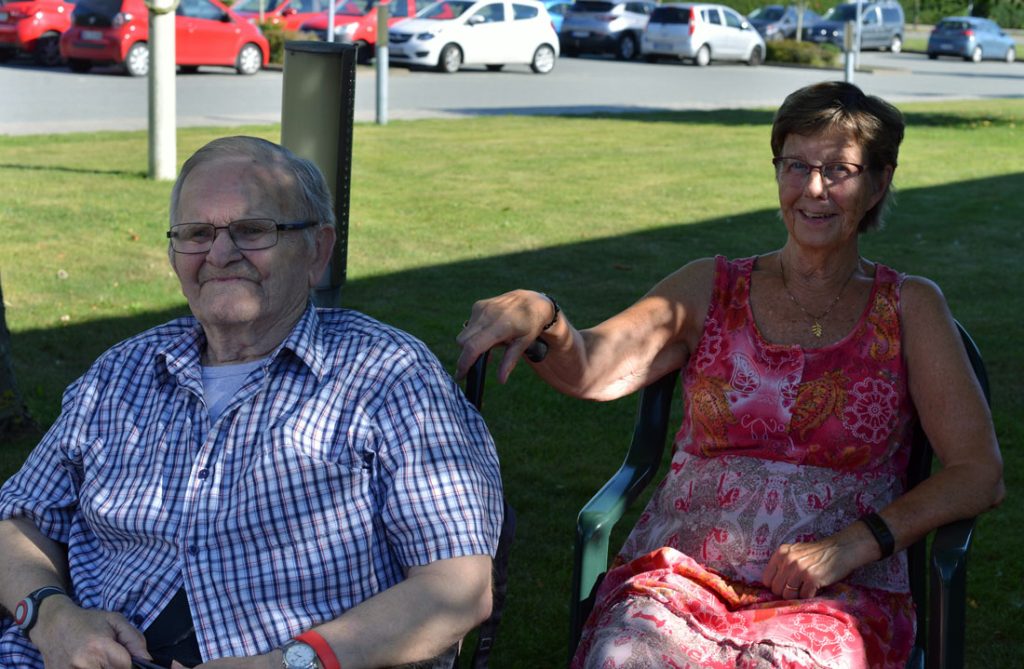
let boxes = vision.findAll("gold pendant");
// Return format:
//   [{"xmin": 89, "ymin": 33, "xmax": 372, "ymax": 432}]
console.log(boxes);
[{"xmin": 811, "ymin": 321, "xmax": 823, "ymax": 338}]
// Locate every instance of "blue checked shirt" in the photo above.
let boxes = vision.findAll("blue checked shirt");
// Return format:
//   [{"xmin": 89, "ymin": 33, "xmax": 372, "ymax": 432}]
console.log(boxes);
[{"xmin": 0, "ymin": 305, "xmax": 503, "ymax": 664}]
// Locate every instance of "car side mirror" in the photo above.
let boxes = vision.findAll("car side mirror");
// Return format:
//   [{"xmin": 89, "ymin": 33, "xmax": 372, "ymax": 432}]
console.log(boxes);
[
  {"xmin": 468, "ymin": 14, "xmax": 485, "ymax": 25},
  {"xmin": 283, "ymin": 7, "xmax": 298, "ymax": 15}
]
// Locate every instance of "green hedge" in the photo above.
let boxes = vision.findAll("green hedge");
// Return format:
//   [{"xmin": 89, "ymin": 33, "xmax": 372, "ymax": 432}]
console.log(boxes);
[
  {"xmin": 259, "ymin": 22, "xmax": 321, "ymax": 64},
  {"xmin": 766, "ymin": 38, "xmax": 841, "ymax": 65},
  {"xmin": 725, "ymin": 0, "xmax": 1024, "ymax": 29}
]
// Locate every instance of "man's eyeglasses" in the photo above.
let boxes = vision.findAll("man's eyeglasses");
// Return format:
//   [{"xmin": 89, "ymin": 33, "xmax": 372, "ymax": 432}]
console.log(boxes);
[
  {"xmin": 772, "ymin": 157, "xmax": 868, "ymax": 188},
  {"xmin": 167, "ymin": 219, "xmax": 318, "ymax": 254}
]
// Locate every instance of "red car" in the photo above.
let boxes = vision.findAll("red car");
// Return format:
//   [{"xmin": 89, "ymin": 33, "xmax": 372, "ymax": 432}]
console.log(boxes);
[
  {"xmin": 300, "ymin": 0, "xmax": 421, "ymax": 62},
  {"xmin": 59, "ymin": 0, "xmax": 269, "ymax": 76},
  {"xmin": 232, "ymin": 0, "xmax": 336, "ymax": 31},
  {"xmin": 0, "ymin": 0, "xmax": 77, "ymax": 66}
]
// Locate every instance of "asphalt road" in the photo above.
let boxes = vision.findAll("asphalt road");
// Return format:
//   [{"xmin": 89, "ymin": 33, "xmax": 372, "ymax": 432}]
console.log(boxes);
[{"xmin": 1, "ymin": 48, "xmax": 1022, "ymax": 135}]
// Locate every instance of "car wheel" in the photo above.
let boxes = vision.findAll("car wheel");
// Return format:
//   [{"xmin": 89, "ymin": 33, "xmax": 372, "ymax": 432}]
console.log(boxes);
[
  {"xmin": 927, "ymin": 52, "xmax": 938, "ymax": 60},
  {"xmin": 966, "ymin": 46, "xmax": 982, "ymax": 63},
  {"xmin": 235, "ymin": 43, "xmax": 262, "ymax": 75},
  {"xmin": 486, "ymin": 64, "xmax": 504, "ymax": 71},
  {"xmin": 889, "ymin": 35, "xmax": 902, "ymax": 53},
  {"xmin": 746, "ymin": 45, "xmax": 763, "ymax": 66},
  {"xmin": 531, "ymin": 44, "xmax": 556, "ymax": 74},
  {"xmin": 693, "ymin": 44, "xmax": 710, "ymax": 67},
  {"xmin": 438, "ymin": 43, "xmax": 462, "ymax": 73},
  {"xmin": 616, "ymin": 33, "xmax": 637, "ymax": 60},
  {"xmin": 124, "ymin": 42, "xmax": 149, "ymax": 77},
  {"xmin": 34, "ymin": 32, "xmax": 62, "ymax": 67},
  {"xmin": 68, "ymin": 58, "xmax": 92, "ymax": 73},
  {"xmin": 1006, "ymin": 47, "xmax": 1016, "ymax": 64}
]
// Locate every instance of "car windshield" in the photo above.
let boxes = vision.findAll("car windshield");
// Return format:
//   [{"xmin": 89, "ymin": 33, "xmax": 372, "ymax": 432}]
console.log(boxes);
[
  {"xmin": 417, "ymin": 0, "xmax": 474, "ymax": 19},
  {"xmin": 749, "ymin": 6, "xmax": 784, "ymax": 21},
  {"xmin": 334, "ymin": 0, "xmax": 374, "ymax": 15},
  {"xmin": 822, "ymin": 3, "xmax": 862, "ymax": 21},
  {"xmin": 233, "ymin": 0, "xmax": 288, "ymax": 11},
  {"xmin": 572, "ymin": 1, "xmax": 616, "ymax": 12},
  {"xmin": 650, "ymin": 6, "xmax": 689, "ymax": 23},
  {"xmin": 73, "ymin": 0, "xmax": 126, "ymax": 20}
]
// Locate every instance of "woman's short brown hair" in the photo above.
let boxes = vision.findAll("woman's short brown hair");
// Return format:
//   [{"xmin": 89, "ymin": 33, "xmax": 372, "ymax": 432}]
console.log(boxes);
[{"xmin": 771, "ymin": 81, "xmax": 905, "ymax": 232}]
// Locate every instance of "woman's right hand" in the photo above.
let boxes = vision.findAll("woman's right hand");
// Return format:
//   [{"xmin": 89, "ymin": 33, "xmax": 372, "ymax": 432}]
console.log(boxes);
[{"xmin": 455, "ymin": 290, "xmax": 559, "ymax": 384}]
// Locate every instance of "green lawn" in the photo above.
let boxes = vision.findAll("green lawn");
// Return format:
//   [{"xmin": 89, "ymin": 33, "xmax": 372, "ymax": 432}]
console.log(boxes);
[{"xmin": 1, "ymin": 100, "xmax": 1022, "ymax": 667}]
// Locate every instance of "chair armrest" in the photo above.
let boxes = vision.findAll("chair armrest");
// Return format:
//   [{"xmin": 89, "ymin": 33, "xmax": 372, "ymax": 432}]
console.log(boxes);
[
  {"xmin": 570, "ymin": 371, "xmax": 678, "ymax": 654},
  {"xmin": 927, "ymin": 517, "xmax": 975, "ymax": 669}
]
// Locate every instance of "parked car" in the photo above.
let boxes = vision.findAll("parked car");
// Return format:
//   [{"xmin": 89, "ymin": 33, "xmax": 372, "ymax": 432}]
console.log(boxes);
[
  {"xmin": 746, "ymin": 4, "xmax": 820, "ymax": 41},
  {"xmin": 805, "ymin": 0, "xmax": 904, "ymax": 52},
  {"xmin": 388, "ymin": 0, "xmax": 559, "ymax": 73},
  {"xmin": 559, "ymin": 0, "xmax": 655, "ymax": 60},
  {"xmin": 642, "ymin": 2, "xmax": 764, "ymax": 66},
  {"xmin": 927, "ymin": 16, "xmax": 1016, "ymax": 63},
  {"xmin": 301, "ymin": 0, "xmax": 422, "ymax": 62},
  {"xmin": 544, "ymin": 0, "xmax": 571, "ymax": 32},
  {"xmin": 0, "ymin": 0, "xmax": 77, "ymax": 65},
  {"xmin": 60, "ymin": 0, "xmax": 269, "ymax": 76},
  {"xmin": 233, "ymin": 0, "xmax": 335, "ymax": 31}
]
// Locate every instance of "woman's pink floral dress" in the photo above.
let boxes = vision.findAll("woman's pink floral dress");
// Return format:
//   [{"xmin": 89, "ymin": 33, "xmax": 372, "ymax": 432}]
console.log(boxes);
[{"xmin": 573, "ymin": 256, "xmax": 916, "ymax": 669}]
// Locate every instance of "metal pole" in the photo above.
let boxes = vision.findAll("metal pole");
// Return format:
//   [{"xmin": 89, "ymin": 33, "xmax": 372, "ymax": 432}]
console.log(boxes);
[
  {"xmin": 328, "ymin": 0, "xmax": 336, "ymax": 42},
  {"xmin": 854, "ymin": 1, "xmax": 862, "ymax": 70},
  {"xmin": 147, "ymin": 1, "xmax": 178, "ymax": 181},
  {"xmin": 376, "ymin": 2, "xmax": 389, "ymax": 125},
  {"xmin": 844, "ymin": 20, "xmax": 855, "ymax": 83}
]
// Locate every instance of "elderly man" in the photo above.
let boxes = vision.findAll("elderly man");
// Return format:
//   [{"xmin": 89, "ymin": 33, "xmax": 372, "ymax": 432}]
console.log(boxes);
[{"xmin": 0, "ymin": 137, "xmax": 503, "ymax": 669}]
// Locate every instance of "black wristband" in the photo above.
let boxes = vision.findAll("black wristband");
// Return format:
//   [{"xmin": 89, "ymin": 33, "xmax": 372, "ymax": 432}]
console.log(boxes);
[
  {"xmin": 539, "ymin": 293, "xmax": 560, "ymax": 331},
  {"xmin": 861, "ymin": 512, "xmax": 895, "ymax": 559}
]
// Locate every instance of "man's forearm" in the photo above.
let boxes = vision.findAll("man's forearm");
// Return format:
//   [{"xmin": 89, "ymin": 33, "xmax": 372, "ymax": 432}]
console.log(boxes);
[
  {"xmin": 0, "ymin": 517, "xmax": 71, "ymax": 613},
  {"xmin": 311, "ymin": 554, "xmax": 493, "ymax": 669}
]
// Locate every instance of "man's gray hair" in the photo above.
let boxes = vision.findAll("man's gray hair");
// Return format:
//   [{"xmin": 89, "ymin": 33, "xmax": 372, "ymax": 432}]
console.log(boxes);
[{"xmin": 169, "ymin": 136, "xmax": 336, "ymax": 231}]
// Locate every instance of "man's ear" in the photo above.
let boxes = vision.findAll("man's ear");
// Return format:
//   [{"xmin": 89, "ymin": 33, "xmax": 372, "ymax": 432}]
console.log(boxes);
[{"xmin": 309, "ymin": 224, "xmax": 337, "ymax": 289}]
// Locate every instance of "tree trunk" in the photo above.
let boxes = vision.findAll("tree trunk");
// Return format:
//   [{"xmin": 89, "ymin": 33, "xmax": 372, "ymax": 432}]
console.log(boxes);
[{"xmin": 0, "ymin": 276, "xmax": 34, "ymax": 437}]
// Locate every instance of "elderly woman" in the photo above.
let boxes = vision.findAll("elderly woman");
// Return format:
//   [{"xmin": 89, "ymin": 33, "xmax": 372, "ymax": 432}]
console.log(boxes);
[{"xmin": 456, "ymin": 81, "xmax": 1004, "ymax": 668}]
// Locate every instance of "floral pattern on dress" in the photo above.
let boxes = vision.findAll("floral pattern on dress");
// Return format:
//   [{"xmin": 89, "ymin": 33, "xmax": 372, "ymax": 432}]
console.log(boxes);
[{"xmin": 577, "ymin": 256, "xmax": 916, "ymax": 669}]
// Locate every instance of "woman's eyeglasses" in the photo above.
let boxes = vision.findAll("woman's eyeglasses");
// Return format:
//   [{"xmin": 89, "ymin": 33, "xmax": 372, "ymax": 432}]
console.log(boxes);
[{"xmin": 772, "ymin": 157, "xmax": 868, "ymax": 188}]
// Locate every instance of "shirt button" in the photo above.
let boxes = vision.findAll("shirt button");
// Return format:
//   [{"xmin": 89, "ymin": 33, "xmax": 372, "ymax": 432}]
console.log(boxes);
[
  {"xmin": 197, "ymin": 468, "xmax": 209, "ymax": 480},
  {"xmin": 188, "ymin": 545, "xmax": 199, "ymax": 557}
]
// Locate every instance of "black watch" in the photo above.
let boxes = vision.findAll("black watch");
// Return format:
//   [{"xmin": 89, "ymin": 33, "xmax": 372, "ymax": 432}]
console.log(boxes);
[{"xmin": 13, "ymin": 586, "xmax": 67, "ymax": 638}]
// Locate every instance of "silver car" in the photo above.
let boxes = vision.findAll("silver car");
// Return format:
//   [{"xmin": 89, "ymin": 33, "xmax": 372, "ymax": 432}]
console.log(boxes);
[
  {"xmin": 642, "ymin": 2, "xmax": 765, "ymax": 66},
  {"xmin": 560, "ymin": 0, "xmax": 656, "ymax": 59}
]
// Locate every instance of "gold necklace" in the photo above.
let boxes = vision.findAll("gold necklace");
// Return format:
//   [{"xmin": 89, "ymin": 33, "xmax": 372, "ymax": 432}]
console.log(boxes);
[{"xmin": 779, "ymin": 259, "xmax": 858, "ymax": 338}]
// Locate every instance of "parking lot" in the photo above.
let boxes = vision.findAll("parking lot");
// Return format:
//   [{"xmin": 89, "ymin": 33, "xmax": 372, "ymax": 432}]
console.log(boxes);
[{"xmin": 2, "ymin": 42, "xmax": 1022, "ymax": 135}]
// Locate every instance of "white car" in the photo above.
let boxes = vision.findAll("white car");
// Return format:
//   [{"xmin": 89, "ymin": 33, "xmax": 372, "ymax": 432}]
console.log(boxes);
[
  {"xmin": 388, "ymin": 0, "xmax": 560, "ymax": 73},
  {"xmin": 642, "ymin": 2, "xmax": 765, "ymax": 66}
]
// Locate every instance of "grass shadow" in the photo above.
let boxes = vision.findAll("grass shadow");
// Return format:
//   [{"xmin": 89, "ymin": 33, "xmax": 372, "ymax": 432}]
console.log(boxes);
[{"xmin": 5, "ymin": 172, "xmax": 1022, "ymax": 667}]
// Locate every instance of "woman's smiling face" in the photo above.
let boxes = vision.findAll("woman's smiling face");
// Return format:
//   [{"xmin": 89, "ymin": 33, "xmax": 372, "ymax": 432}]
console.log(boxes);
[{"xmin": 776, "ymin": 131, "xmax": 891, "ymax": 251}]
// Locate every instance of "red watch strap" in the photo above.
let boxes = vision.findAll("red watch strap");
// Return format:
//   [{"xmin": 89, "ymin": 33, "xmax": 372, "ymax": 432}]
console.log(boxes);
[{"xmin": 295, "ymin": 630, "xmax": 340, "ymax": 669}]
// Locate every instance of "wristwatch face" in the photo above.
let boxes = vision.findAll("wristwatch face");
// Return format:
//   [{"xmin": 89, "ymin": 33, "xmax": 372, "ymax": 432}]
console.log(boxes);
[
  {"xmin": 282, "ymin": 641, "xmax": 317, "ymax": 668},
  {"xmin": 13, "ymin": 598, "xmax": 34, "ymax": 630}
]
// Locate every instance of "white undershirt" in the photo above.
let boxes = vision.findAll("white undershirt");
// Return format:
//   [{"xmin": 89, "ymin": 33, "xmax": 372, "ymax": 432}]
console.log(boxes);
[{"xmin": 201, "ymin": 359, "xmax": 264, "ymax": 424}]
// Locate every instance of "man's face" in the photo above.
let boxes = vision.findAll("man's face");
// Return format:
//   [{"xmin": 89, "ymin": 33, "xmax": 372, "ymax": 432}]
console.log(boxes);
[{"xmin": 170, "ymin": 157, "xmax": 333, "ymax": 340}]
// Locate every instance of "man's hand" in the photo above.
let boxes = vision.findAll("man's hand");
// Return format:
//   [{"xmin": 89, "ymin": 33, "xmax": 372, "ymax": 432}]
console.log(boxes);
[{"xmin": 31, "ymin": 596, "xmax": 150, "ymax": 669}]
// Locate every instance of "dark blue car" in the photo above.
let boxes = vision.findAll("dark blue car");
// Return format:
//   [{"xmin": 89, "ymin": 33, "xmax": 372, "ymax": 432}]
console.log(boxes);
[{"xmin": 927, "ymin": 16, "xmax": 1016, "ymax": 63}]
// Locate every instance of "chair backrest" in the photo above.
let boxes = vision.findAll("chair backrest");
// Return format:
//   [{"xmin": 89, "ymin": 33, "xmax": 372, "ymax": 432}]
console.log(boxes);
[
  {"xmin": 904, "ymin": 321, "xmax": 989, "ymax": 668},
  {"xmin": 461, "ymin": 352, "xmax": 517, "ymax": 669}
]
